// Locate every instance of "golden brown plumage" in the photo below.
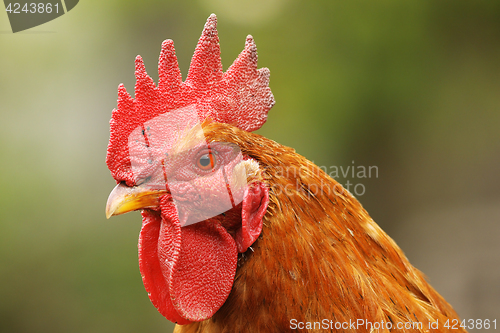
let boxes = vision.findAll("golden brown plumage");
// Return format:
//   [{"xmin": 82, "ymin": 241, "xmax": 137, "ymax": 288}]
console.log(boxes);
[
  {"xmin": 173, "ymin": 122, "xmax": 465, "ymax": 333},
  {"xmin": 105, "ymin": 15, "xmax": 466, "ymax": 333}
]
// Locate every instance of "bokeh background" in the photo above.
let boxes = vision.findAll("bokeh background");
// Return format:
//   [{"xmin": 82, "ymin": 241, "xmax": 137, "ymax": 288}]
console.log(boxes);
[{"xmin": 1, "ymin": 1, "xmax": 499, "ymax": 332}]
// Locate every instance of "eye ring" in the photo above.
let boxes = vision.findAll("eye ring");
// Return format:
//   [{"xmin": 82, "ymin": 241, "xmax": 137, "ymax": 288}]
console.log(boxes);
[{"xmin": 196, "ymin": 150, "xmax": 216, "ymax": 171}]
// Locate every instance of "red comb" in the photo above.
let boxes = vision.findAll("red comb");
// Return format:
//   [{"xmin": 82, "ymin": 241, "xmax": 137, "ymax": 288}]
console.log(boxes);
[{"xmin": 106, "ymin": 14, "xmax": 275, "ymax": 185}]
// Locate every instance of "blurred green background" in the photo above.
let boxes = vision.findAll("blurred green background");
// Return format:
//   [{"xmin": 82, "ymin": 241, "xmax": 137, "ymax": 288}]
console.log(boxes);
[{"xmin": 1, "ymin": 1, "xmax": 499, "ymax": 332}]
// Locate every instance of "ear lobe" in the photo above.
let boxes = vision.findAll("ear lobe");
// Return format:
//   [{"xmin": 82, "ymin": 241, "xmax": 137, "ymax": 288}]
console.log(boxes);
[{"xmin": 235, "ymin": 182, "xmax": 269, "ymax": 253}]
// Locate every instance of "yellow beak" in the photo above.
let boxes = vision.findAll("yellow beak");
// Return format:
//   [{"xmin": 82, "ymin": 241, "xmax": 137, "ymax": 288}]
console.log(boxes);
[{"xmin": 105, "ymin": 183, "xmax": 168, "ymax": 219}]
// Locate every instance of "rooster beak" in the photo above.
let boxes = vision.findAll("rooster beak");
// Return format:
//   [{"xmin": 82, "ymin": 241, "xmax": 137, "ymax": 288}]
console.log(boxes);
[{"xmin": 106, "ymin": 183, "xmax": 168, "ymax": 219}]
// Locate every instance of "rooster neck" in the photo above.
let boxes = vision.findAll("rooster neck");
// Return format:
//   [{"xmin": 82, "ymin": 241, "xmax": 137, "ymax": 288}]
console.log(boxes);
[{"xmin": 175, "ymin": 124, "xmax": 465, "ymax": 333}]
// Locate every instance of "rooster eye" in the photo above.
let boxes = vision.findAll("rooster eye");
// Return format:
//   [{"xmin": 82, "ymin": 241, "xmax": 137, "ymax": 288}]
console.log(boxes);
[{"xmin": 196, "ymin": 151, "xmax": 216, "ymax": 171}]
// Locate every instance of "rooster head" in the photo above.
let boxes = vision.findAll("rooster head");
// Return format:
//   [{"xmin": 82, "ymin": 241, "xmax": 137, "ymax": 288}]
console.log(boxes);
[{"xmin": 105, "ymin": 14, "xmax": 274, "ymax": 324}]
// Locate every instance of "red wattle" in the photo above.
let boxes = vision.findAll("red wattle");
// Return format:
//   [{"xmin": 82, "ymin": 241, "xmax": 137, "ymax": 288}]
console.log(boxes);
[
  {"xmin": 170, "ymin": 221, "xmax": 237, "ymax": 321},
  {"xmin": 138, "ymin": 200, "xmax": 238, "ymax": 324},
  {"xmin": 139, "ymin": 208, "xmax": 189, "ymax": 324}
]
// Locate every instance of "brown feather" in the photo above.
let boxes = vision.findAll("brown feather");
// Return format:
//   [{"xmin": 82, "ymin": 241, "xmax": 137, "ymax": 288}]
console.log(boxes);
[{"xmin": 175, "ymin": 122, "xmax": 466, "ymax": 333}]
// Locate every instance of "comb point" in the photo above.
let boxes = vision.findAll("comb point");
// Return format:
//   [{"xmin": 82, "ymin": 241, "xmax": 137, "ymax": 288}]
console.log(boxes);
[
  {"xmin": 245, "ymin": 35, "xmax": 255, "ymax": 46},
  {"xmin": 158, "ymin": 39, "xmax": 182, "ymax": 94},
  {"xmin": 135, "ymin": 56, "xmax": 146, "ymax": 76},
  {"xmin": 117, "ymin": 84, "xmax": 132, "ymax": 102},
  {"xmin": 185, "ymin": 13, "xmax": 222, "ymax": 90},
  {"xmin": 205, "ymin": 14, "xmax": 217, "ymax": 30}
]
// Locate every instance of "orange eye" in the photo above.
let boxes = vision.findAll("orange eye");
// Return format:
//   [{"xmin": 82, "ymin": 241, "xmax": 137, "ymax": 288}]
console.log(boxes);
[{"xmin": 196, "ymin": 151, "xmax": 216, "ymax": 170}]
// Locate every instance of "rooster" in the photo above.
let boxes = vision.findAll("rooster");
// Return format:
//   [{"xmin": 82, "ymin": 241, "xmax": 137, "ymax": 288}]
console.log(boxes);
[{"xmin": 105, "ymin": 14, "xmax": 466, "ymax": 333}]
